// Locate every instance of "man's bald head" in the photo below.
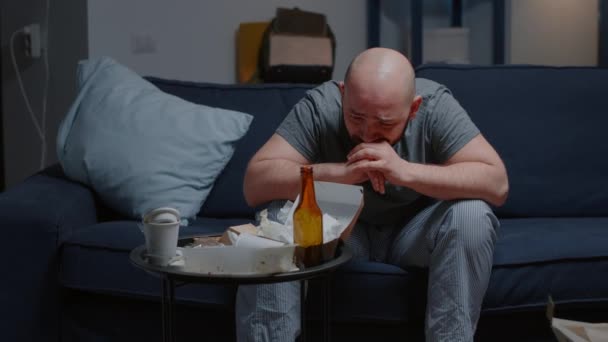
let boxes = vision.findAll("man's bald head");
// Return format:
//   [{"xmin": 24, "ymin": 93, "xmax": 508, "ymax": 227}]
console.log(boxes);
[
  {"xmin": 340, "ymin": 48, "xmax": 422, "ymax": 145},
  {"xmin": 344, "ymin": 48, "xmax": 416, "ymax": 105}
]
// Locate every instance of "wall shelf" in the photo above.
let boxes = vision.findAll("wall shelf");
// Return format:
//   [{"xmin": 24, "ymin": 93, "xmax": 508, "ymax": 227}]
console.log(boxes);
[{"xmin": 367, "ymin": 0, "xmax": 505, "ymax": 66}]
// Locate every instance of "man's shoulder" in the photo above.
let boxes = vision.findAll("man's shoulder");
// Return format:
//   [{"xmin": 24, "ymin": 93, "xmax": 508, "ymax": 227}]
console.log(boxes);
[
  {"xmin": 305, "ymin": 81, "xmax": 342, "ymax": 111},
  {"xmin": 415, "ymin": 77, "xmax": 445, "ymax": 97},
  {"xmin": 309, "ymin": 80, "xmax": 341, "ymax": 98}
]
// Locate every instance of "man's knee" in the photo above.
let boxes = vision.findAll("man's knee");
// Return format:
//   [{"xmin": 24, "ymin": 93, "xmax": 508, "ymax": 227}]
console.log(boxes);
[{"xmin": 444, "ymin": 199, "xmax": 498, "ymax": 252}]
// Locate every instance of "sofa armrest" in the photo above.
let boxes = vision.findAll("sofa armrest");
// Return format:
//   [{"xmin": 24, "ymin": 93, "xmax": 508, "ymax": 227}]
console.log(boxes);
[
  {"xmin": 0, "ymin": 165, "xmax": 99, "ymax": 340},
  {"xmin": 0, "ymin": 164, "xmax": 98, "ymax": 242}
]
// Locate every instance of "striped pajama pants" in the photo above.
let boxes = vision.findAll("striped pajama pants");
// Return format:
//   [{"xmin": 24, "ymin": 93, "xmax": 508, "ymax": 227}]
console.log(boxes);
[{"xmin": 235, "ymin": 199, "xmax": 499, "ymax": 342}]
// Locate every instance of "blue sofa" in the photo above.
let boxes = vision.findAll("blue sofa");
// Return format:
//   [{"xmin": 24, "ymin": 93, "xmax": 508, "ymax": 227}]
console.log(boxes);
[{"xmin": 1, "ymin": 65, "xmax": 608, "ymax": 341}]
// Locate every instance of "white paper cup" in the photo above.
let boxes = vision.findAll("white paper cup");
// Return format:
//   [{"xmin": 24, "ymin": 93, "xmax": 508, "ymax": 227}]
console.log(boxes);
[{"xmin": 142, "ymin": 208, "xmax": 180, "ymax": 266}]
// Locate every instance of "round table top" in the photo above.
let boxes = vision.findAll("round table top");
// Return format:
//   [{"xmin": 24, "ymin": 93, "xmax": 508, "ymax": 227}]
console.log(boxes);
[{"xmin": 130, "ymin": 235, "xmax": 352, "ymax": 285}]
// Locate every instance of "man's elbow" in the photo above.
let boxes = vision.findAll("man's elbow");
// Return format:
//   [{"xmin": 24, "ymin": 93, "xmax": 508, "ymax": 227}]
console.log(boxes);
[
  {"xmin": 491, "ymin": 178, "xmax": 509, "ymax": 207},
  {"xmin": 243, "ymin": 187, "xmax": 254, "ymax": 207},
  {"xmin": 243, "ymin": 170, "xmax": 261, "ymax": 208},
  {"xmin": 243, "ymin": 187, "xmax": 263, "ymax": 208}
]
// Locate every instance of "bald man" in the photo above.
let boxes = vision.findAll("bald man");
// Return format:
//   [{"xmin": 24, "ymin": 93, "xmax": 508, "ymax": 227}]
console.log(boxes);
[{"xmin": 236, "ymin": 48, "xmax": 508, "ymax": 341}]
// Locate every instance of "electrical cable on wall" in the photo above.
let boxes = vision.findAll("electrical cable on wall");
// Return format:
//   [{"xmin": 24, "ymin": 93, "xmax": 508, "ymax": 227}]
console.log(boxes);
[
  {"xmin": 9, "ymin": 0, "xmax": 50, "ymax": 170},
  {"xmin": 42, "ymin": 0, "xmax": 50, "ymax": 169}
]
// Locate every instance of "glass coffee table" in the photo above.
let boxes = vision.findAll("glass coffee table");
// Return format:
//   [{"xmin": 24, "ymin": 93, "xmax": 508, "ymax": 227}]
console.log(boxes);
[{"xmin": 130, "ymin": 235, "xmax": 352, "ymax": 342}]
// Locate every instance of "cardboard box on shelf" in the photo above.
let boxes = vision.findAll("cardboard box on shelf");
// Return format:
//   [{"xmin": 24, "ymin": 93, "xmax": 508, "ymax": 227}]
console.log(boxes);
[{"xmin": 179, "ymin": 181, "xmax": 363, "ymax": 275}]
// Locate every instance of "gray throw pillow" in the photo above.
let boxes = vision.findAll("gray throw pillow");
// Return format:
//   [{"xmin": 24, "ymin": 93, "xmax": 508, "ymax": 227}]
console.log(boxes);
[{"xmin": 57, "ymin": 57, "xmax": 253, "ymax": 222}]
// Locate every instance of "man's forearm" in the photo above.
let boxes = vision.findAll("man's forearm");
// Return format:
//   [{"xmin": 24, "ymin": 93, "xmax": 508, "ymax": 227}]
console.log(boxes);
[
  {"xmin": 401, "ymin": 161, "xmax": 508, "ymax": 206},
  {"xmin": 243, "ymin": 161, "xmax": 351, "ymax": 207}
]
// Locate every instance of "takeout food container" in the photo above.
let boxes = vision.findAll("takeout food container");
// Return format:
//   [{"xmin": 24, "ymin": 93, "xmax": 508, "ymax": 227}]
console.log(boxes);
[{"xmin": 179, "ymin": 181, "xmax": 364, "ymax": 275}]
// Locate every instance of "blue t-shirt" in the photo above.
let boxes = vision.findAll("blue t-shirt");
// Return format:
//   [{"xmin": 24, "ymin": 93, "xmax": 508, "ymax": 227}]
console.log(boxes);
[{"xmin": 276, "ymin": 79, "xmax": 480, "ymax": 226}]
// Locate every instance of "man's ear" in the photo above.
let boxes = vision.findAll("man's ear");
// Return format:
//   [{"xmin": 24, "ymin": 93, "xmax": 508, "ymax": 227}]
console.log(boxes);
[
  {"xmin": 408, "ymin": 95, "xmax": 423, "ymax": 121},
  {"xmin": 339, "ymin": 81, "xmax": 345, "ymax": 97}
]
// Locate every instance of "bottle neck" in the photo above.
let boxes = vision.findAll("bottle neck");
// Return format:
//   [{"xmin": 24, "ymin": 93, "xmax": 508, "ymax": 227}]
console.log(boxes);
[{"xmin": 300, "ymin": 167, "xmax": 316, "ymax": 206}]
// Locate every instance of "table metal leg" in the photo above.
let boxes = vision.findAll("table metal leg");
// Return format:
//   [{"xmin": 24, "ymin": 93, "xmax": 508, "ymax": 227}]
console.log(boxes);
[
  {"xmin": 161, "ymin": 276, "xmax": 175, "ymax": 342},
  {"xmin": 300, "ymin": 279, "xmax": 308, "ymax": 342},
  {"xmin": 323, "ymin": 274, "xmax": 332, "ymax": 342}
]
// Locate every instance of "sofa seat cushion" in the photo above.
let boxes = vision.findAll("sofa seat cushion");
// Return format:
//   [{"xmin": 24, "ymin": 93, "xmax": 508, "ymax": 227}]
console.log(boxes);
[
  {"xmin": 484, "ymin": 217, "xmax": 608, "ymax": 313},
  {"xmin": 60, "ymin": 217, "xmax": 608, "ymax": 323}
]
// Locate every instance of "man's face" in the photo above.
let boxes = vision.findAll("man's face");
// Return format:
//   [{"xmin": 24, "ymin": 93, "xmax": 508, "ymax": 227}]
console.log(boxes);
[{"xmin": 341, "ymin": 83, "xmax": 412, "ymax": 146}]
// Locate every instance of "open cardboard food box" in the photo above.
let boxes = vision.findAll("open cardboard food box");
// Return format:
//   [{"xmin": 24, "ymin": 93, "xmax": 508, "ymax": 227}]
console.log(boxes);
[
  {"xmin": 548, "ymin": 297, "xmax": 608, "ymax": 342},
  {"xmin": 177, "ymin": 181, "xmax": 364, "ymax": 275}
]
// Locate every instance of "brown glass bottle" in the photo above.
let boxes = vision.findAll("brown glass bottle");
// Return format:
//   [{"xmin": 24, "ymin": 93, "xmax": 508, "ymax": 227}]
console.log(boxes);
[{"xmin": 293, "ymin": 165, "xmax": 323, "ymax": 267}]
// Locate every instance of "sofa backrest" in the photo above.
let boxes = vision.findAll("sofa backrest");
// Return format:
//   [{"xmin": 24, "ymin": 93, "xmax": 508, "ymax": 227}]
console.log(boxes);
[
  {"xmin": 151, "ymin": 65, "xmax": 608, "ymax": 219},
  {"xmin": 416, "ymin": 65, "xmax": 608, "ymax": 218},
  {"xmin": 149, "ymin": 77, "xmax": 312, "ymax": 218}
]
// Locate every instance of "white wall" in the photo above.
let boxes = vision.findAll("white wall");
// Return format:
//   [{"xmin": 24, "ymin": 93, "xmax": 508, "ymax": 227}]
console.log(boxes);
[
  {"xmin": 87, "ymin": 0, "xmax": 366, "ymax": 83},
  {"xmin": 509, "ymin": 0, "xmax": 598, "ymax": 65}
]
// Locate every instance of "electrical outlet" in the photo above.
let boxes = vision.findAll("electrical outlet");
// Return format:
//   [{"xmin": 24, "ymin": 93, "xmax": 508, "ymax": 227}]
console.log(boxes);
[{"xmin": 23, "ymin": 23, "xmax": 41, "ymax": 58}]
